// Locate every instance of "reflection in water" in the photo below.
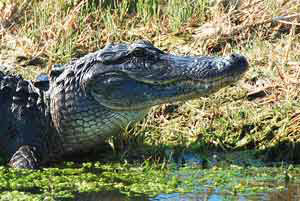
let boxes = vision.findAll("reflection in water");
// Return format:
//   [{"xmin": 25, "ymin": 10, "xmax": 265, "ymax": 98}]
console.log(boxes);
[
  {"xmin": 148, "ymin": 150, "xmax": 300, "ymax": 201},
  {"xmin": 268, "ymin": 184, "xmax": 300, "ymax": 201},
  {"xmin": 150, "ymin": 184, "xmax": 300, "ymax": 201},
  {"xmin": 72, "ymin": 150, "xmax": 300, "ymax": 201},
  {"xmin": 151, "ymin": 192, "xmax": 240, "ymax": 201},
  {"xmin": 71, "ymin": 182, "xmax": 300, "ymax": 201},
  {"xmin": 151, "ymin": 192, "xmax": 220, "ymax": 201}
]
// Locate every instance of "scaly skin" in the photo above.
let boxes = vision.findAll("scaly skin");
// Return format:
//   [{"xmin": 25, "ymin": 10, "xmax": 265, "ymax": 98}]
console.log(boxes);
[{"xmin": 0, "ymin": 40, "xmax": 248, "ymax": 168}]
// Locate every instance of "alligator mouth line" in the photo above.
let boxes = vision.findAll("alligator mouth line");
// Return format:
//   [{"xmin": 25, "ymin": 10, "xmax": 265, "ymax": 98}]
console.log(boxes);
[{"xmin": 131, "ymin": 71, "xmax": 245, "ymax": 88}]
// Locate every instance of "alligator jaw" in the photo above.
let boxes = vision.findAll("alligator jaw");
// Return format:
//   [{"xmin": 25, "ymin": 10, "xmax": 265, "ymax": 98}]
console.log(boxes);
[
  {"xmin": 133, "ymin": 53, "xmax": 249, "ymax": 88},
  {"xmin": 86, "ymin": 51, "xmax": 249, "ymax": 111}
]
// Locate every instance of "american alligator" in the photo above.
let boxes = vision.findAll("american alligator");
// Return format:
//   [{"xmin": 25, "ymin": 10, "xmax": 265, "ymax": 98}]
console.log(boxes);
[{"xmin": 0, "ymin": 40, "xmax": 248, "ymax": 169}]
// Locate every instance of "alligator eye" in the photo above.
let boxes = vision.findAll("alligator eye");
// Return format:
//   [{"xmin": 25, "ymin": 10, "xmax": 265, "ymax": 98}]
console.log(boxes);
[{"xmin": 132, "ymin": 47, "xmax": 146, "ymax": 57}]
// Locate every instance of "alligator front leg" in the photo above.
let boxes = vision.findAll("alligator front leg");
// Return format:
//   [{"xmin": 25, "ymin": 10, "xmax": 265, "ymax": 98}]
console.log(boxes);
[
  {"xmin": 9, "ymin": 145, "xmax": 41, "ymax": 169},
  {"xmin": 8, "ymin": 80, "xmax": 49, "ymax": 169},
  {"xmin": 0, "ymin": 72, "xmax": 50, "ymax": 169}
]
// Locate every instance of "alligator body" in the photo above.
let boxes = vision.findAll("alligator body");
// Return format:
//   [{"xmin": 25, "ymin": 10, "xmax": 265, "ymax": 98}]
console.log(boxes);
[{"xmin": 0, "ymin": 40, "xmax": 248, "ymax": 169}]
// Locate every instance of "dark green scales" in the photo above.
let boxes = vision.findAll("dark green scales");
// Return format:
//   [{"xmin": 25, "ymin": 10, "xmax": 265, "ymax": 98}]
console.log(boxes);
[{"xmin": 0, "ymin": 40, "xmax": 248, "ymax": 168}]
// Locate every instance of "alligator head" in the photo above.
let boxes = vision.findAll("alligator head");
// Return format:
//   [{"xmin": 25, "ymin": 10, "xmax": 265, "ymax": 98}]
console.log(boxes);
[{"xmin": 81, "ymin": 40, "xmax": 248, "ymax": 111}]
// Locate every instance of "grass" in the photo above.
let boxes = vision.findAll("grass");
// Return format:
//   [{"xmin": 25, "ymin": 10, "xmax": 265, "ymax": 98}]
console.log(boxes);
[{"xmin": 0, "ymin": 0, "xmax": 300, "ymax": 199}]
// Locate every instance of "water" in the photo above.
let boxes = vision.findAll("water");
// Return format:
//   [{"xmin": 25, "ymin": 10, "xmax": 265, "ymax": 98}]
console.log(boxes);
[
  {"xmin": 151, "ymin": 184, "xmax": 300, "ymax": 201},
  {"xmin": 73, "ymin": 190, "xmax": 148, "ymax": 201},
  {"xmin": 2, "ymin": 150, "xmax": 300, "ymax": 201},
  {"xmin": 148, "ymin": 151, "xmax": 300, "ymax": 201},
  {"xmin": 72, "ymin": 184, "xmax": 300, "ymax": 201},
  {"xmin": 71, "ymin": 150, "xmax": 300, "ymax": 201}
]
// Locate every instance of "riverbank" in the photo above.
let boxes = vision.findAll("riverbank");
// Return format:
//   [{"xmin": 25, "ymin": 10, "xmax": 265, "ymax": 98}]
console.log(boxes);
[
  {"xmin": 0, "ymin": 0, "xmax": 299, "ymax": 200},
  {"xmin": 2, "ymin": 0, "xmax": 299, "ymax": 161}
]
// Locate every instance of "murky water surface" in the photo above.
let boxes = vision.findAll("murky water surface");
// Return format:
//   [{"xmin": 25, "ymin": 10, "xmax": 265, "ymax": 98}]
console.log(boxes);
[
  {"xmin": 150, "ymin": 184, "xmax": 300, "ymax": 201},
  {"xmin": 72, "ymin": 183, "xmax": 300, "ymax": 201},
  {"xmin": 72, "ymin": 151, "xmax": 300, "ymax": 201},
  {"xmin": 147, "ymin": 152, "xmax": 300, "ymax": 201}
]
